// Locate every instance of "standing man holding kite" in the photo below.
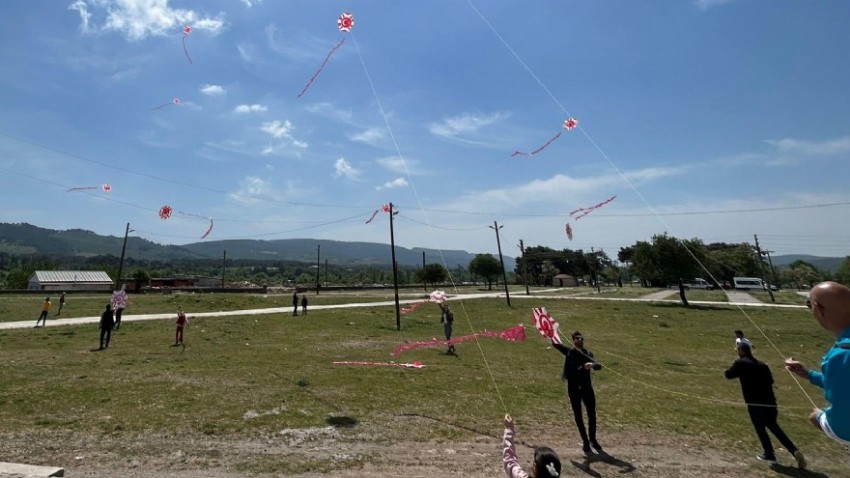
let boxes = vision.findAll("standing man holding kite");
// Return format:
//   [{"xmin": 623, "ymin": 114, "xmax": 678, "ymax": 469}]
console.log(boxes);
[{"xmin": 552, "ymin": 330, "xmax": 604, "ymax": 454}]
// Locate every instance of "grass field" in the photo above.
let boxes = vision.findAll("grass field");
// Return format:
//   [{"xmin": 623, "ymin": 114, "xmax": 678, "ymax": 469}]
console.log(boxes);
[{"xmin": 0, "ymin": 292, "xmax": 844, "ymax": 476}]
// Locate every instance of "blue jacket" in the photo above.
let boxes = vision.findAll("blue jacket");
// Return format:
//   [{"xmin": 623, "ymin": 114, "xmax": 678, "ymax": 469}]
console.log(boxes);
[{"xmin": 808, "ymin": 328, "xmax": 850, "ymax": 440}]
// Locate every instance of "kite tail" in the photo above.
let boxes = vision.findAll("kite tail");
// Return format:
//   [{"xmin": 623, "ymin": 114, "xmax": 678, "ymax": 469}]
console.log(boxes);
[
  {"xmin": 365, "ymin": 209, "xmax": 380, "ymax": 224},
  {"xmin": 297, "ymin": 37, "xmax": 346, "ymax": 98},
  {"xmin": 391, "ymin": 325, "xmax": 525, "ymax": 356},
  {"xmin": 182, "ymin": 35, "xmax": 193, "ymax": 65},
  {"xmin": 201, "ymin": 219, "xmax": 214, "ymax": 239},
  {"xmin": 511, "ymin": 131, "xmax": 562, "ymax": 157}
]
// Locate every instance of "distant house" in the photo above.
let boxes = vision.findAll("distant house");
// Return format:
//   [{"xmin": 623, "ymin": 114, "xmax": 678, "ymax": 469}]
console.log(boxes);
[
  {"xmin": 28, "ymin": 271, "xmax": 114, "ymax": 291},
  {"xmin": 553, "ymin": 274, "xmax": 579, "ymax": 287}
]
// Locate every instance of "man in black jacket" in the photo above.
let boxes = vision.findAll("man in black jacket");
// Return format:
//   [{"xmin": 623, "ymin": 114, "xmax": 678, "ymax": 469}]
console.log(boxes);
[
  {"xmin": 725, "ymin": 340, "xmax": 806, "ymax": 468},
  {"xmin": 552, "ymin": 331, "xmax": 603, "ymax": 453}
]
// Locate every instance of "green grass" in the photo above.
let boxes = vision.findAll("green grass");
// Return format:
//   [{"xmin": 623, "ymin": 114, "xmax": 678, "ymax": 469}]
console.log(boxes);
[{"xmin": 0, "ymin": 295, "xmax": 845, "ymax": 475}]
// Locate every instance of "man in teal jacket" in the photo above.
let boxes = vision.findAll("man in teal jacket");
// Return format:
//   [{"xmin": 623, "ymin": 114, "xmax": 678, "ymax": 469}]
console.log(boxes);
[{"xmin": 786, "ymin": 281, "xmax": 850, "ymax": 445}]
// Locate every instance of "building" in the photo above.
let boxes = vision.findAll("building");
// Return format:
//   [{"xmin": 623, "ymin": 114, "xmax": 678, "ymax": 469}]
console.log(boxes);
[
  {"xmin": 552, "ymin": 274, "xmax": 579, "ymax": 287},
  {"xmin": 27, "ymin": 271, "xmax": 114, "ymax": 291}
]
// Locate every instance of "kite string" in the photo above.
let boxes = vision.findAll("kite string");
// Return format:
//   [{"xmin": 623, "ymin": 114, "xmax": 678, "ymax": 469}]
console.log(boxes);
[
  {"xmin": 351, "ymin": 32, "xmax": 509, "ymax": 415},
  {"xmin": 465, "ymin": 0, "xmax": 819, "ymax": 409}
]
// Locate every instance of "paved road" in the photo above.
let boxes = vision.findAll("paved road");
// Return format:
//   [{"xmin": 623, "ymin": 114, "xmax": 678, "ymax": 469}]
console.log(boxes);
[{"xmin": 0, "ymin": 288, "xmax": 803, "ymax": 331}]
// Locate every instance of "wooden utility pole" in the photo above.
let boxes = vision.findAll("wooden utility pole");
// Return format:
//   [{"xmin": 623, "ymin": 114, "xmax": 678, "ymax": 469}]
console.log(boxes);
[
  {"xmin": 389, "ymin": 203, "xmax": 401, "ymax": 330},
  {"xmin": 115, "ymin": 222, "xmax": 131, "ymax": 289},
  {"xmin": 422, "ymin": 250, "xmax": 427, "ymax": 291},
  {"xmin": 754, "ymin": 234, "xmax": 775, "ymax": 302},
  {"xmin": 490, "ymin": 221, "xmax": 511, "ymax": 307},
  {"xmin": 221, "ymin": 250, "xmax": 227, "ymax": 289},
  {"xmin": 518, "ymin": 239, "xmax": 530, "ymax": 295},
  {"xmin": 316, "ymin": 244, "xmax": 321, "ymax": 295}
]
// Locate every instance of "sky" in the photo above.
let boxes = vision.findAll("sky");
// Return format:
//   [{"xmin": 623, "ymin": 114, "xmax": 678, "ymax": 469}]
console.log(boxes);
[{"xmin": 2, "ymin": 0, "xmax": 850, "ymax": 264}]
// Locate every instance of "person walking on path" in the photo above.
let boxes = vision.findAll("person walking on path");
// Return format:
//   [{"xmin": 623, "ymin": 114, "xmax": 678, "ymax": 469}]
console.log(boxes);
[
  {"xmin": 35, "ymin": 297, "xmax": 51, "ymax": 327},
  {"xmin": 292, "ymin": 291, "xmax": 299, "ymax": 316},
  {"xmin": 55, "ymin": 292, "xmax": 66, "ymax": 316},
  {"xmin": 440, "ymin": 303, "xmax": 455, "ymax": 354},
  {"xmin": 725, "ymin": 341, "xmax": 806, "ymax": 468},
  {"xmin": 301, "ymin": 295, "xmax": 308, "ymax": 315},
  {"xmin": 98, "ymin": 303, "xmax": 114, "ymax": 350},
  {"xmin": 551, "ymin": 330, "xmax": 604, "ymax": 454},
  {"xmin": 174, "ymin": 307, "xmax": 188, "ymax": 346},
  {"xmin": 786, "ymin": 281, "xmax": 850, "ymax": 446},
  {"xmin": 111, "ymin": 285, "xmax": 128, "ymax": 330}
]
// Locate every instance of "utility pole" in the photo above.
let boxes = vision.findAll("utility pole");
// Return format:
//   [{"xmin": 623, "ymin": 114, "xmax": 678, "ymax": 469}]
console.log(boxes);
[
  {"xmin": 389, "ymin": 203, "xmax": 401, "ymax": 330},
  {"xmin": 115, "ymin": 222, "xmax": 131, "ymax": 289},
  {"xmin": 221, "ymin": 250, "xmax": 227, "ymax": 289},
  {"xmin": 518, "ymin": 239, "xmax": 530, "ymax": 295},
  {"xmin": 422, "ymin": 250, "xmax": 427, "ymax": 291},
  {"xmin": 591, "ymin": 247, "xmax": 600, "ymax": 293},
  {"xmin": 490, "ymin": 221, "xmax": 511, "ymax": 307},
  {"xmin": 753, "ymin": 234, "xmax": 775, "ymax": 303},
  {"xmin": 325, "ymin": 259, "xmax": 328, "ymax": 286},
  {"xmin": 763, "ymin": 249, "xmax": 778, "ymax": 287},
  {"xmin": 316, "ymin": 244, "xmax": 321, "ymax": 295}
]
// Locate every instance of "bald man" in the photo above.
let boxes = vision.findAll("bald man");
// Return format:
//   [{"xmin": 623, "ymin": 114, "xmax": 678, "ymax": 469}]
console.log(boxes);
[{"xmin": 785, "ymin": 281, "xmax": 850, "ymax": 445}]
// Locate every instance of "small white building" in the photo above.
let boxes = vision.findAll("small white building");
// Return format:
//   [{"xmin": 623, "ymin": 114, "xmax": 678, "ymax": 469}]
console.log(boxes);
[{"xmin": 27, "ymin": 271, "xmax": 114, "ymax": 291}]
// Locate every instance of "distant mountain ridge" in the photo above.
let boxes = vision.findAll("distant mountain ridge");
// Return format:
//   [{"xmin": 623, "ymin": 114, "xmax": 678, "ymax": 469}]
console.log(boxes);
[{"xmin": 0, "ymin": 223, "xmax": 502, "ymax": 268}]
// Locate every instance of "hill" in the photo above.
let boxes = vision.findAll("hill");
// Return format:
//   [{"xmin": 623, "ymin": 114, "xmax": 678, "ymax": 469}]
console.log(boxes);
[
  {"xmin": 770, "ymin": 254, "xmax": 845, "ymax": 273},
  {"xmin": 0, "ymin": 223, "xmax": 506, "ymax": 268}
]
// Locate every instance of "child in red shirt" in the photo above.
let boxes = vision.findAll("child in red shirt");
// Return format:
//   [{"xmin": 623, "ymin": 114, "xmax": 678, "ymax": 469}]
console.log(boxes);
[{"xmin": 174, "ymin": 307, "xmax": 188, "ymax": 346}]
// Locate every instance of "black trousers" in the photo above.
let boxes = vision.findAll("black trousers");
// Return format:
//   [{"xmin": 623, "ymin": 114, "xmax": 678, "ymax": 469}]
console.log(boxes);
[
  {"xmin": 568, "ymin": 383, "xmax": 597, "ymax": 444},
  {"xmin": 99, "ymin": 327, "xmax": 112, "ymax": 349},
  {"xmin": 748, "ymin": 406, "xmax": 797, "ymax": 457},
  {"xmin": 114, "ymin": 308, "xmax": 124, "ymax": 328}
]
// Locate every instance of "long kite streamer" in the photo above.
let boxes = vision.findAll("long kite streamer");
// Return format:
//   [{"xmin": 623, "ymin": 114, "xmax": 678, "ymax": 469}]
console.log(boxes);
[
  {"xmin": 511, "ymin": 117, "xmax": 578, "ymax": 157},
  {"xmin": 67, "ymin": 183, "xmax": 112, "ymax": 193},
  {"xmin": 297, "ymin": 13, "xmax": 354, "ymax": 98},
  {"xmin": 570, "ymin": 195, "xmax": 616, "ymax": 220},
  {"xmin": 565, "ymin": 222, "xmax": 573, "ymax": 241},
  {"xmin": 365, "ymin": 209, "xmax": 379, "ymax": 224},
  {"xmin": 178, "ymin": 210, "xmax": 215, "ymax": 239},
  {"xmin": 333, "ymin": 360, "xmax": 425, "ymax": 369},
  {"xmin": 391, "ymin": 324, "xmax": 525, "ymax": 356}
]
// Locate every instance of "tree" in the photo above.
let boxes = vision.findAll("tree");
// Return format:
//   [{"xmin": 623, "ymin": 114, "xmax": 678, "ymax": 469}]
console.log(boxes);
[
  {"xmin": 131, "ymin": 268, "xmax": 151, "ymax": 292},
  {"xmin": 469, "ymin": 254, "xmax": 502, "ymax": 290},
  {"xmin": 416, "ymin": 263, "xmax": 448, "ymax": 289},
  {"xmin": 835, "ymin": 257, "xmax": 850, "ymax": 287}
]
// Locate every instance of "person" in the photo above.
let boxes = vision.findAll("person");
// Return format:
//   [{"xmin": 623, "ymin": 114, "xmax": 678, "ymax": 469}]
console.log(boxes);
[
  {"xmin": 551, "ymin": 331, "xmax": 603, "ymax": 453},
  {"xmin": 734, "ymin": 329, "xmax": 753, "ymax": 348},
  {"xmin": 292, "ymin": 291, "xmax": 299, "ymax": 316},
  {"xmin": 502, "ymin": 414, "xmax": 561, "ymax": 478},
  {"xmin": 725, "ymin": 340, "xmax": 806, "ymax": 468},
  {"xmin": 56, "ymin": 292, "xmax": 66, "ymax": 316},
  {"xmin": 785, "ymin": 281, "xmax": 850, "ymax": 446},
  {"xmin": 439, "ymin": 302, "xmax": 455, "ymax": 354},
  {"xmin": 35, "ymin": 297, "xmax": 51, "ymax": 327},
  {"xmin": 98, "ymin": 303, "xmax": 114, "ymax": 350},
  {"xmin": 174, "ymin": 307, "xmax": 188, "ymax": 346},
  {"xmin": 111, "ymin": 285, "xmax": 128, "ymax": 330},
  {"xmin": 301, "ymin": 295, "xmax": 308, "ymax": 315}
]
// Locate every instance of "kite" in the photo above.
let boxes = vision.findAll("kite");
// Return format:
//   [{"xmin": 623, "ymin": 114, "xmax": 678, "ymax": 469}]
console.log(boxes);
[
  {"xmin": 178, "ymin": 210, "xmax": 215, "ymax": 239},
  {"xmin": 297, "ymin": 12, "xmax": 354, "ymax": 98},
  {"xmin": 391, "ymin": 324, "xmax": 526, "ymax": 356},
  {"xmin": 382, "ymin": 203, "xmax": 391, "ymax": 213},
  {"xmin": 429, "ymin": 290, "xmax": 447, "ymax": 303},
  {"xmin": 511, "ymin": 117, "xmax": 579, "ymax": 157},
  {"xmin": 333, "ymin": 360, "xmax": 425, "ymax": 369},
  {"xmin": 531, "ymin": 307, "xmax": 562, "ymax": 345},
  {"xmin": 365, "ymin": 210, "xmax": 380, "ymax": 224},
  {"xmin": 565, "ymin": 222, "xmax": 573, "ymax": 241},
  {"xmin": 159, "ymin": 205, "xmax": 173, "ymax": 220},
  {"xmin": 182, "ymin": 25, "xmax": 193, "ymax": 65},
  {"xmin": 66, "ymin": 183, "xmax": 112, "ymax": 193},
  {"xmin": 152, "ymin": 97, "xmax": 181, "ymax": 110},
  {"xmin": 570, "ymin": 195, "xmax": 616, "ymax": 220}
]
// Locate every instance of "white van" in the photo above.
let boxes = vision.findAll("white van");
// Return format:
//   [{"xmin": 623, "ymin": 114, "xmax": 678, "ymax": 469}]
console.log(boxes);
[{"xmin": 733, "ymin": 277, "xmax": 764, "ymax": 290}]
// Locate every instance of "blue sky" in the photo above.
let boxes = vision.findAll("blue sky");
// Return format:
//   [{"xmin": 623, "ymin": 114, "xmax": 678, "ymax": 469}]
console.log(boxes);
[{"xmin": 2, "ymin": 0, "xmax": 849, "ymax": 261}]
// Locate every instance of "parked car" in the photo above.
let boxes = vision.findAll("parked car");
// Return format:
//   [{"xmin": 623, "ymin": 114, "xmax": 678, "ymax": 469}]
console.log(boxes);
[
  {"xmin": 733, "ymin": 277, "xmax": 764, "ymax": 290},
  {"xmin": 682, "ymin": 278, "xmax": 714, "ymax": 290}
]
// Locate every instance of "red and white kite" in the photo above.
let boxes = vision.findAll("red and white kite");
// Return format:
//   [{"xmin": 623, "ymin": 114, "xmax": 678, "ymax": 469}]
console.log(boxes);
[
  {"xmin": 429, "ymin": 290, "xmax": 447, "ymax": 304},
  {"xmin": 159, "ymin": 205, "xmax": 173, "ymax": 220},
  {"xmin": 152, "ymin": 97, "xmax": 181, "ymax": 110},
  {"xmin": 333, "ymin": 360, "xmax": 424, "ymax": 369},
  {"xmin": 381, "ymin": 203, "xmax": 391, "ymax": 213},
  {"xmin": 532, "ymin": 307, "xmax": 561, "ymax": 345},
  {"xmin": 297, "ymin": 12, "xmax": 354, "ymax": 98},
  {"xmin": 570, "ymin": 195, "xmax": 616, "ymax": 220},
  {"xmin": 391, "ymin": 324, "xmax": 526, "ymax": 356},
  {"xmin": 67, "ymin": 183, "xmax": 112, "ymax": 193},
  {"xmin": 182, "ymin": 25, "xmax": 193, "ymax": 65},
  {"xmin": 511, "ymin": 117, "xmax": 579, "ymax": 157},
  {"xmin": 101, "ymin": 183, "xmax": 112, "ymax": 193}
]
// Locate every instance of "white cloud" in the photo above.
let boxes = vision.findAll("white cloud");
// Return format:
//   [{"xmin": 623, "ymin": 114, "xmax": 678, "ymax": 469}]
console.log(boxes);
[
  {"xmin": 349, "ymin": 127, "xmax": 385, "ymax": 146},
  {"xmin": 261, "ymin": 120, "xmax": 292, "ymax": 138},
  {"xmin": 199, "ymin": 84, "xmax": 226, "ymax": 96},
  {"xmin": 694, "ymin": 0, "xmax": 737, "ymax": 10},
  {"xmin": 765, "ymin": 136, "xmax": 850, "ymax": 155},
  {"xmin": 375, "ymin": 157, "xmax": 419, "ymax": 174},
  {"xmin": 234, "ymin": 104, "xmax": 268, "ymax": 114},
  {"xmin": 429, "ymin": 112, "xmax": 509, "ymax": 139},
  {"xmin": 305, "ymin": 102, "xmax": 354, "ymax": 124},
  {"xmin": 334, "ymin": 158, "xmax": 361, "ymax": 180},
  {"xmin": 292, "ymin": 140, "xmax": 308, "ymax": 149},
  {"xmin": 70, "ymin": 0, "xmax": 227, "ymax": 41},
  {"xmin": 376, "ymin": 177, "xmax": 409, "ymax": 190},
  {"xmin": 69, "ymin": 1, "xmax": 91, "ymax": 32},
  {"xmin": 229, "ymin": 176, "xmax": 275, "ymax": 204},
  {"xmin": 240, "ymin": 0, "xmax": 261, "ymax": 7}
]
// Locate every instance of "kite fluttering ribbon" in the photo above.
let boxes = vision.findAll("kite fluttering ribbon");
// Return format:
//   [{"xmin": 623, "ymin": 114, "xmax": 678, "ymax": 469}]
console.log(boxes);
[
  {"xmin": 511, "ymin": 117, "xmax": 578, "ymax": 157},
  {"xmin": 333, "ymin": 360, "xmax": 425, "ymax": 369},
  {"xmin": 182, "ymin": 25, "xmax": 193, "ymax": 65},
  {"xmin": 565, "ymin": 222, "xmax": 573, "ymax": 241},
  {"xmin": 297, "ymin": 13, "xmax": 354, "ymax": 98},
  {"xmin": 391, "ymin": 324, "xmax": 525, "ymax": 356},
  {"xmin": 570, "ymin": 195, "xmax": 616, "ymax": 220}
]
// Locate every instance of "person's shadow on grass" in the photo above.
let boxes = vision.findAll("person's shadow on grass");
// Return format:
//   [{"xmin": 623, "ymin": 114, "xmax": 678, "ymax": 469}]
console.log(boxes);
[
  {"xmin": 770, "ymin": 463, "xmax": 830, "ymax": 478},
  {"xmin": 571, "ymin": 450, "xmax": 636, "ymax": 477}
]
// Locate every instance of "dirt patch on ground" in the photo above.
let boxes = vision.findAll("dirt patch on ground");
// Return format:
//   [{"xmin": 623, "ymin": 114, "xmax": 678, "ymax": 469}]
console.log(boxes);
[{"xmin": 3, "ymin": 417, "xmax": 840, "ymax": 478}]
